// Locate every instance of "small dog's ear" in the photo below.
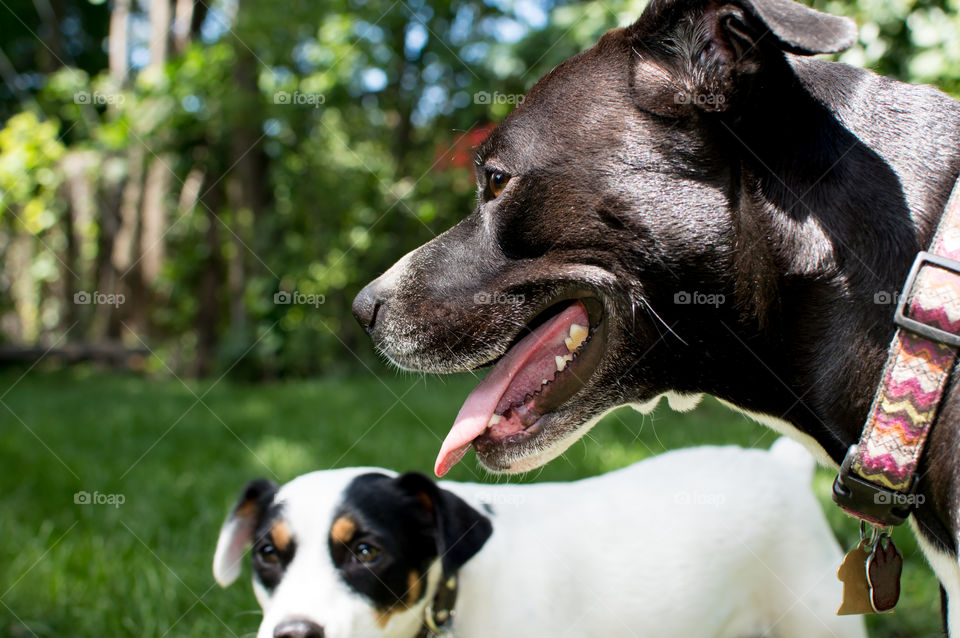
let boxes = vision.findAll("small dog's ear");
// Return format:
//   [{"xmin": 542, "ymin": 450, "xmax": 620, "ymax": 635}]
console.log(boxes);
[
  {"xmin": 629, "ymin": 0, "xmax": 857, "ymax": 115},
  {"xmin": 394, "ymin": 472, "xmax": 492, "ymax": 574},
  {"xmin": 213, "ymin": 479, "xmax": 277, "ymax": 587}
]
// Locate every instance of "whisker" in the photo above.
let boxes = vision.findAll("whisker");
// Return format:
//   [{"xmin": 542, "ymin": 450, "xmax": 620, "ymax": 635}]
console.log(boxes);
[{"xmin": 640, "ymin": 297, "xmax": 686, "ymax": 346}]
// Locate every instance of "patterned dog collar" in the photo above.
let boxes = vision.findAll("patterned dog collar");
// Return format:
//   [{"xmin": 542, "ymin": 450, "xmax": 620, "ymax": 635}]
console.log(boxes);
[{"xmin": 832, "ymin": 180, "xmax": 960, "ymax": 527}]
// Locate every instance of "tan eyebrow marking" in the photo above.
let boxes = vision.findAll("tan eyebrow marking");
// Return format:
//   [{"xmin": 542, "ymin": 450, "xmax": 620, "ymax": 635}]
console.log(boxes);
[
  {"xmin": 271, "ymin": 520, "xmax": 292, "ymax": 552},
  {"xmin": 330, "ymin": 515, "xmax": 357, "ymax": 545}
]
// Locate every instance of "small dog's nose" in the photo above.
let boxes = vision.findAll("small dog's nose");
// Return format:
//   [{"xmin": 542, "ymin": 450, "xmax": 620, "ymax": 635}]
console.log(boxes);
[
  {"xmin": 273, "ymin": 619, "xmax": 324, "ymax": 638},
  {"xmin": 352, "ymin": 283, "xmax": 382, "ymax": 332}
]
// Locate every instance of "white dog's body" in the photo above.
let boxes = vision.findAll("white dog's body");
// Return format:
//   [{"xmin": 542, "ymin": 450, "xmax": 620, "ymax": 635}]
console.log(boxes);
[
  {"xmin": 215, "ymin": 440, "xmax": 865, "ymax": 638},
  {"xmin": 448, "ymin": 442, "xmax": 862, "ymax": 638}
]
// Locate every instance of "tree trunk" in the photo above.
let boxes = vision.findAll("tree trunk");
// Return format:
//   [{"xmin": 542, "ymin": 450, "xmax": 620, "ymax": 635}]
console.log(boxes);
[
  {"xmin": 177, "ymin": 164, "xmax": 205, "ymax": 217},
  {"xmin": 172, "ymin": 0, "xmax": 196, "ymax": 55},
  {"xmin": 223, "ymin": 47, "xmax": 264, "ymax": 337},
  {"xmin": 93, "ymin": 165, "xmax": 123, "ymax": 341},
  {"xmin": 224, "ymin": 181, "xmax": 249, "ymax": 336},
  {"xmin": 8, "ymin": 232, "xmax": 36, "ymax": 342},
  {"xmin": 33, "ymin": 0, "xmax": 64, "ymax": 72},
  {"xmin": 193, "ymin": 180, "xmax": 222, "ymax": 377},
  {"xmin": 60, "ymin": 151, "xmax": 97, "ymax": 335},
  {"xmin": 109, "ymin": 0, "xmax": 131, "ymax": 84},
  {"xmin": 122, "ymin": 0, "xmax": 174, "ymax": 337},
  {"xmin": 190, "ymin": 0, "xmax": 208, "ymax": 40},
  {"xmin": 390, "ymin": 16, "xmax": 416, "ymax": 176},
  {"xmin": 109, "ymin": 145, "xmax": 144, "ymax": 338},
  {"xmin": 148, "ymin": 0, "xmax": 171, "ymax": 71},
  {"xmin": 112, "ymin": 148, "xmax": 143, "ymax": 276},
  {"xmin": 139, "ymin": 156, "xmax": 171, "ymax": 289}
]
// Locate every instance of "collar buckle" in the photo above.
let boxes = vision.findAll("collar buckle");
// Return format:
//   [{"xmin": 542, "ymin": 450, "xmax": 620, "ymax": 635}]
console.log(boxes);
[
  {"xmin": 894, "ymin": 250, "xmax": 960, "ymax": 346},
  {"xmin": 423, "ymin": 607, "xmax": 454, "ymax": 635},
  {"xmin": 831, "ymin": 445, "xmax": 916, "ymax": 527},
  {"xmin": 422, "ymin": 575, "xmax": 457, "ymax": 636}
]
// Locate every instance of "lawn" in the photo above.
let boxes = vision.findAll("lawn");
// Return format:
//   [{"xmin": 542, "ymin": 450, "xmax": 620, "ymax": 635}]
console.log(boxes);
[{"xmin": 0, "ymin": 367, "xmax": 943, "ymax": 637}]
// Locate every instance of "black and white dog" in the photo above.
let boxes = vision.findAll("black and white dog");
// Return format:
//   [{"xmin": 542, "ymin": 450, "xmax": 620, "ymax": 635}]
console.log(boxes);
[
  {"xmin": 352, "ymin": 0, "xmax": 960, "ymax": 630},
  {"xmin": 215, "ymin": 440, "xmax": 864, "ymax": 638}
]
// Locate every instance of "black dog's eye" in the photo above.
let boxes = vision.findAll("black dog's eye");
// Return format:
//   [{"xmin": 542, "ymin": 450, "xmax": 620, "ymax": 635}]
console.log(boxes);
[
  {"xmin": 353, "ymin": 542, "xmax": 381, "ymax": 565},
  {"xmin": 256, "ymin": 543, "xmax": 279, "ymax": 565},
  {"xmin": 488, "ymin": 171, "xmax": 510, "ymax": 198}
]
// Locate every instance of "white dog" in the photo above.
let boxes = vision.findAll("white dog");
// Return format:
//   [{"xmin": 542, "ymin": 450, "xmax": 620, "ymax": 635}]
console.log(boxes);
[{"xmin": 214, "ymin": 439, "xmax": 865, "ymax": 638}]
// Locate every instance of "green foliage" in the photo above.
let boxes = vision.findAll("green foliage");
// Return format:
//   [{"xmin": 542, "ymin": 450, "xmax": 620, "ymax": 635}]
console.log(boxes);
[
  {"xmin": 825, "ymin": 0, "xmax": 960, "ymax": 96},
  {"xmin": 4, "ymin": 0, "xmax": 621, "ymax": 376},
  {"xmin": 4, "ymin": 0, "xmax": 958, "ymax": 375},
  {"xmin": 0, "ymin": 111, "xmax": 65, "ymax": 230}
]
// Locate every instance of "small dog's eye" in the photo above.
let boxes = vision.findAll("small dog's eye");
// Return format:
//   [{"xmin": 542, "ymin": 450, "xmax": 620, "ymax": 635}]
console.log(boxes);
[
  {"xmin": 488, "ymin": 171, "xmax": 510, "ymax": 198},
  {"xmin": 256, "ymin": 543, "xmax": 279, "ymax": 565},
  {"xmin": 354, "ymin": 543, "xmax": 381, "ymax": 565}
]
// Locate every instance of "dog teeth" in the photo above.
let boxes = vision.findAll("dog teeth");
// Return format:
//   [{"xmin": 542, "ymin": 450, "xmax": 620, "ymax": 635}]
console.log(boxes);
[
  {"xmin": 487, "ymin": 414, "xmax": 502, "ymax": 427},
  {"xmin": 542, "ymin": 378, "xmax": 549, "ymax": 386},
  {"xmin": 555, "ymin": 354, "xmax": 573, "ymax": 371},
  {"xmin": 565, "ymin": 324, "xmax": 588, "ymax": 352},
  {"xmin": 570, "ymin": 323, "xmax": 588, "ymax": 341}
]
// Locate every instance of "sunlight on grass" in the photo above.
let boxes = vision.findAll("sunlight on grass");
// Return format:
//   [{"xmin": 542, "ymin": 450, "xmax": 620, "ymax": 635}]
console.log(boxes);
[
  {"xmin": 253, "ymin": 435, "xmax": 318, "ymax": 479},
  {"xmin": 593, "ymin": 440, "xmax": 647, "ymax": 473}
]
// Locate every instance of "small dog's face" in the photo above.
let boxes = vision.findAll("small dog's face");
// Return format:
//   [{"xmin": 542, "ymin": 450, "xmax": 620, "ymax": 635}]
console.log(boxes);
[
  {"xmin": 353, "ymin": 0, "xmax": 857, "ymax": 476},
  {"xmin": 213, "ymin": 470, "xmax": 491, "ymax": 638}
]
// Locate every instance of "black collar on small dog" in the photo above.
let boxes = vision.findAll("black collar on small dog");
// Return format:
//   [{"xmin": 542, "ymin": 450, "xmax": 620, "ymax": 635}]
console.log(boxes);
[{"xmin": 417, "ymin": 573, "xmax": 458, "ymax": 637}]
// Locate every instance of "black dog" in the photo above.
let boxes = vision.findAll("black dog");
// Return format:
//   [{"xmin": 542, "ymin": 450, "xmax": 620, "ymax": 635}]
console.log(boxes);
[{"xmin": 353, "ymin": 0, "xmax": 960, "ymax": 630}]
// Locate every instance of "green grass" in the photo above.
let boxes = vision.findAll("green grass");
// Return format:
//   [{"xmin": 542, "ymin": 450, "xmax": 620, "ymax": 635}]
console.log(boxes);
[{"xmin": 0, "ymin": 368, "xmax": 943, "ymax": 637}]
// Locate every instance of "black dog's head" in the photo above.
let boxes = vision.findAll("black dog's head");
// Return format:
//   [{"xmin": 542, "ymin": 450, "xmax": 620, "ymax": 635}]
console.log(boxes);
[{"xmin": 354, "ymin": 0, "xmax": 959, "ymax": 475}]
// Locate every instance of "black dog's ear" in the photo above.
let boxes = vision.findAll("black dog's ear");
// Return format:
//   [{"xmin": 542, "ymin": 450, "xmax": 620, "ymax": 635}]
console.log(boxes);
[
  {"xmin": 394, "ymin": 472, "xmax": 492, "ymax": 574},
  {"xmin": 630, "ymin": 0, "xmax": 857, "ymax": 114},
  {"xmin": 731, "ymin": 0, "xmax": 857, "ymax": 56},
  {"xmin": 213, "ymin": 478, "xmax": 277, "ymax": 587}
]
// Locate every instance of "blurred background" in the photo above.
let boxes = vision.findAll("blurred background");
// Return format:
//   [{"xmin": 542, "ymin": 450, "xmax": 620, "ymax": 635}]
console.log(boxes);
[{"xmin": 2, "ymin": 0, "xmax": 959, "ymax": 635}]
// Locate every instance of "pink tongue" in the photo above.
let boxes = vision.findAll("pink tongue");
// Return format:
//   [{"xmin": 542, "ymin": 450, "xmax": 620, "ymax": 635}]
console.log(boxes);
[{"xmin": 434, "ymin": 302, "xmax": 589, "ymax": 476}]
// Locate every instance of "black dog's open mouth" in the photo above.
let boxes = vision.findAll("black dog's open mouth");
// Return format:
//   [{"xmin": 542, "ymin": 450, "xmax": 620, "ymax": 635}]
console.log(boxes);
[{"xmin": 435, "ymin": 298, "xmax": 606, "ymax": 476}]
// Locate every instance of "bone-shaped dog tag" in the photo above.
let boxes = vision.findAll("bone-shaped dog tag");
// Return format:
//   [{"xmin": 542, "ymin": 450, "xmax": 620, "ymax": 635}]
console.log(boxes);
[
  {"xmin": 866, "ymin": 537, "xmax": 902, "ymax": 613},
  {"xmin": 837, "ymin": 540, "xmax": 874, "ymax": 615}
]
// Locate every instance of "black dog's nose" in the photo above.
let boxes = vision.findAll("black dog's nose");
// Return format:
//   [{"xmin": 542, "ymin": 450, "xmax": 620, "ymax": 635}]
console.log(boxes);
[
  {"xmin": 274, "ymin": 619, "xmax": 324, "ymax": 638},
  {"xmin": 352, "ymin": 283, "xmax": 382, "ymax": 332}
]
